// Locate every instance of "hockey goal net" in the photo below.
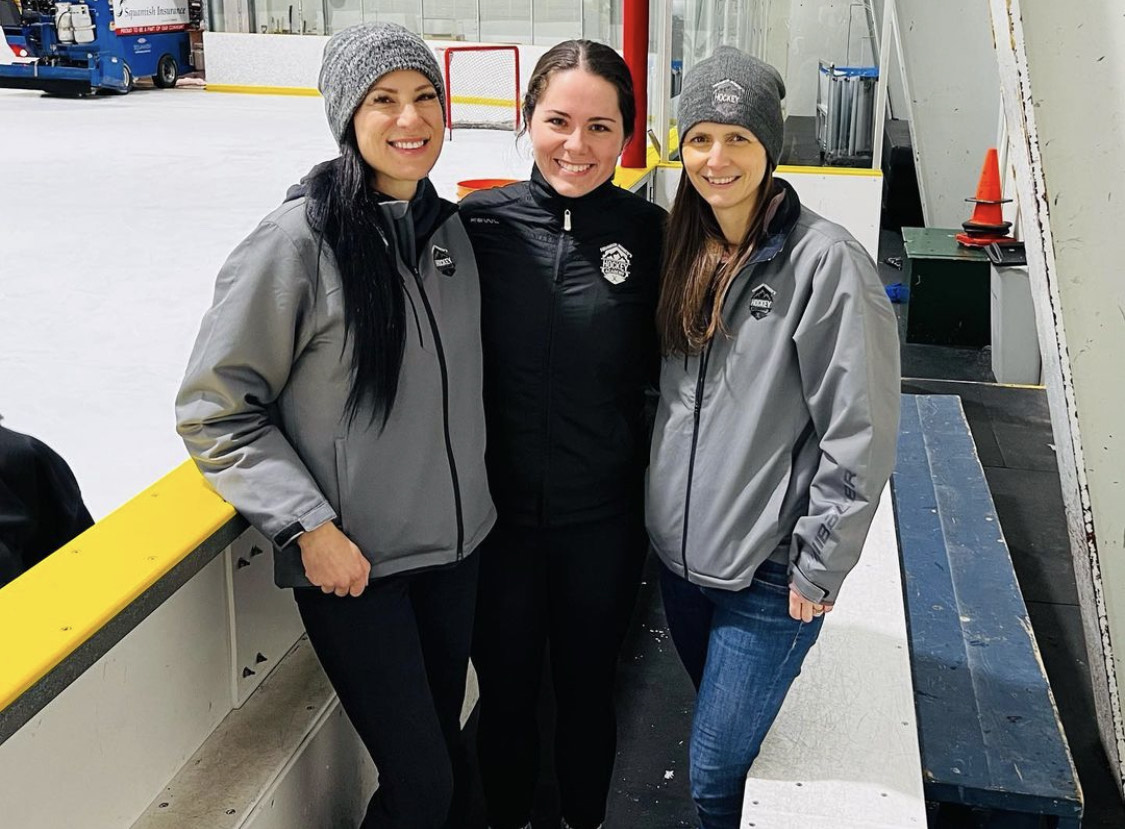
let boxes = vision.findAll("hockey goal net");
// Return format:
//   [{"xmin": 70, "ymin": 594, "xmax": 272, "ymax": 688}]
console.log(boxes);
[{"xmin": 442, "ymin": 45, "xmax": 521, "ymax": 134}]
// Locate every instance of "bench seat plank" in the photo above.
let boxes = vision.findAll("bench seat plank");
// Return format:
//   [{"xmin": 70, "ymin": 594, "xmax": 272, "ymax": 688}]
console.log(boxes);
[{"xmin": 893, "ymin": 394, "xmax": 1082, "ymax": 819}]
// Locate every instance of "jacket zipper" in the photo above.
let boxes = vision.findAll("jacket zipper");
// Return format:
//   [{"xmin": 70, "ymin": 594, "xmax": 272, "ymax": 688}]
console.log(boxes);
[
  {"xmin": 679, "ymin": 257, "xmax": 769, "ymax": 578},
  {"xmin": 539, "ymin": 210, "xmax": 570, "ymax": 523},
  {"xmin": 680, "ymin": 340, "xmax": 712, "ymax": 580},
  {"xmin": 409, "ymin": 265, "xmax": 465, "ymax": 559}
]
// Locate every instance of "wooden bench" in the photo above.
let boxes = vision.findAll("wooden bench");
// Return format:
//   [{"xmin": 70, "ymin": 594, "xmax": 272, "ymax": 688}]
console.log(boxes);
[{"xmin": 893, "ymin": 394, "xmax": 1083, "ymax": 827}]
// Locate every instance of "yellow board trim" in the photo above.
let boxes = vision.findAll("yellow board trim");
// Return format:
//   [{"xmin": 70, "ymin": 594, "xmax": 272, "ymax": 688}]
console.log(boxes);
[
  {"xmin": 779, "ymin": 164, "xmax": 883, "ymax": 177},
  {"xmin": 613, "ymin": 143, "xmax": 661, "ymax": 190},
  {"xmin": 652, "ymin": 162, "xmax": 882, "ymax": 178},
  {"xmin": 205, "ymin": 85, "xmax": 517, "ymax": 111},
  {"xmin": 0, "ymin": 461, "xmax": 235, "ymax": 710},
  {"xmin": 207, "ymin": 83, "xmax": 321, "ymax": 97},
  {"xmin": 450, "ymin": 94, "xmax": 515, "ymax": 108}
]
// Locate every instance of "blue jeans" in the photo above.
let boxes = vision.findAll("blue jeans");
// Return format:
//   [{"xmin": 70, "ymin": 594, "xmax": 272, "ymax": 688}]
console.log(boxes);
[{"xmin": 660, "ymin": 559, "xmax": 824, "ymax": 829}]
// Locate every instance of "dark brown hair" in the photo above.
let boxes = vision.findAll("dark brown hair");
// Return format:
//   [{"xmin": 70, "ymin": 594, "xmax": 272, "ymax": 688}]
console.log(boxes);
[
  {"xmin": 520, "ymin": 39, "xmax": 636, "ymax": 143},
  {"xmin": 656, "ymin": 165, "xmax": 777, "ymax": 355}
]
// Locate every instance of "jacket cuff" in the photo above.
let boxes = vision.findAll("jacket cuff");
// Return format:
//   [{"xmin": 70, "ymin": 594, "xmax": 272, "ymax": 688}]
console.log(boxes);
[
  {"xmin": 274, "ymin": 503, "xmax": 337, "ymax": 549},
  {"xmin": 789, "ymin": 564, "xmax": 830, "ymax": 604}
]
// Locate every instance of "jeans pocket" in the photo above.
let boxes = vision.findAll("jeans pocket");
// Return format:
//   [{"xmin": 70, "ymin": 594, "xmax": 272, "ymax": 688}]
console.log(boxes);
[{"xmin": 750, "ymin": 559, "xmax": 790, "ymax": 595}]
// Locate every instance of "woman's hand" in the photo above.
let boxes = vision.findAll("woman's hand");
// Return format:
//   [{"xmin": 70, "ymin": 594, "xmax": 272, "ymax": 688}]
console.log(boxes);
[
  {"xmin": 789, "ymin": 587, "xmax": 833, "ymax": 623},
  {"xmin": 298, "ymin": 522, "xmax": 371, "ymax": 597}
]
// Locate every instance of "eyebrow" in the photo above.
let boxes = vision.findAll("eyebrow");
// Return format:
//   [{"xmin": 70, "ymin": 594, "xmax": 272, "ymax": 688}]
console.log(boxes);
[
  {"xmin": 544, "ymin": 109, "xmax": 619, "ymax": 123},
  {"xmin": 691, "ymin": 129, "xmax": 752, "ymax": 138},
  {"xmin": 370, "ymin": 83, "xmax": 436, "ymax": 94}
]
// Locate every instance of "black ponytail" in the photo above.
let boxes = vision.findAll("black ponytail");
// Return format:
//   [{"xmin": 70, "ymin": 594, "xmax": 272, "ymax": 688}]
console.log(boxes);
[{"xmin": 308, "ymin": 124, "xmax": 407, "ymax": 430}]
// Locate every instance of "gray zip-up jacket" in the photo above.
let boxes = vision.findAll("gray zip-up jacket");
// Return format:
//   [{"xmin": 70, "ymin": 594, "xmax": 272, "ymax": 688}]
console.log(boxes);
[
  {"xmin": 176, "ymin": 171, "xmax": 495, "ymax": 588},
  {"xmin": 646, "ymin": 180, "xmax": 900, "ymax": 604}
]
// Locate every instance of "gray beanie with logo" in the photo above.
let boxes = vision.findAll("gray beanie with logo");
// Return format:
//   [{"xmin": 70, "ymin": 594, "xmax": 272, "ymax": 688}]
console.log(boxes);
[
  {"xmin": 318, "ymin": 22, "xmax": 446, "ymax": 145},
  {"xmin": 677, "ymin": 46, "xmax": 786, "ymax": 167}
]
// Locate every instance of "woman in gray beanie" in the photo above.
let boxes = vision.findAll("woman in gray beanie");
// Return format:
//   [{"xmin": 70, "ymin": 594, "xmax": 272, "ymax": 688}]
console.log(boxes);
[
  {"xmin": 647, "ymin": 47, "xmax": 901, "ymax": 828},
  {"xmin": 176, "ymin": 22, "xmax": 493, "ymax": 829}
]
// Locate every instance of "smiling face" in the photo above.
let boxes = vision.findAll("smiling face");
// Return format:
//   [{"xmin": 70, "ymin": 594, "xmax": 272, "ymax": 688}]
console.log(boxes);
[
  {"xmin": 528, "ymin": 67, "xmax": 627, "ymax": 198},
  {"xmin": 351, "ymin": 69, "xmax": 445, "ymax": 200},
  {"xmin": 681, "ymin": 121, "xmax": 769, "ymax": 241}
]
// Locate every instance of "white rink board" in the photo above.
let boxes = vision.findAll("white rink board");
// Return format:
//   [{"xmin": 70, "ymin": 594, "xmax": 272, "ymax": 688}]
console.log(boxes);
[
  {"xmin": 743, "ymin": 487, "xmax": 926, "ymax": 827},
  {"xmin": 653, "ymin": 165, "xmax": 882, "ymax": 261},
  {"xmin": 203, "ymin": 31, "xmax": 552, "ymax": 92}
]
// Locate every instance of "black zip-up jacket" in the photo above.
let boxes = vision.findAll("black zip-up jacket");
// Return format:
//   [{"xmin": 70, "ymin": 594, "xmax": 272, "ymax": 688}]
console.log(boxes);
[
  {"xmin": 1, "ymin": 424, "xmax": 94, "ymax": 588},
  {"xmin": 461, "ymin": 168, "xmax": 667, "ymax": 527}
]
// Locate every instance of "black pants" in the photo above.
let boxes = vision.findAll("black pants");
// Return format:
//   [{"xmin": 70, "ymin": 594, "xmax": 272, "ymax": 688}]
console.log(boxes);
[
  {"xmin": 294, "ymin": 553, "xmax": 480, "ymax": 829},
  {"xmin": 472, "ymin": 512, "xmax": 648, "ymax": 829}
]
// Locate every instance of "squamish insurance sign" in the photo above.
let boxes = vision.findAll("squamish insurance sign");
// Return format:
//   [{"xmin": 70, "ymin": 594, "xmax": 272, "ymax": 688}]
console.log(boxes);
[{"xmin": 113, "ymin": 0, "xmax": 190, "ymax": 34}]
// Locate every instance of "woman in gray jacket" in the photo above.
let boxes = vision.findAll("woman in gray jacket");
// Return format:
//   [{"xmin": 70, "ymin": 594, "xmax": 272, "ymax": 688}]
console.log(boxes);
[
  {"xmin": 647, "ymin": 48, "xmax": 900, "ymax": 829},
  {"xmin": 175, "ymin": 23, "xmax": 494, "ymax": 829}
]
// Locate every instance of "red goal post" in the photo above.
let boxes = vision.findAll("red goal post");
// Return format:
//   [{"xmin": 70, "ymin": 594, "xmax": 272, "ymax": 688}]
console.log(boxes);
[{"xmin": 442, "ymin": 45, "xmax": 522, "ymax": 136}]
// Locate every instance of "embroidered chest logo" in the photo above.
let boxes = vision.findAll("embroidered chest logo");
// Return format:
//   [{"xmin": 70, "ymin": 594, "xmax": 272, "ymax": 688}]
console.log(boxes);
[
  {"xmin": 712, "ymin": 79, "xmax": 745, "ymax": 114},
  {"xmin": 599, "ymin": 243, "xmax": 633, "ymax": 285},
  {"xmin": 749, "ymin": 283, "xmax": 776, "ymax": 320},
  {"xmin": 432, "ymin": 245, "xmax": 456, "ymax": 277}
]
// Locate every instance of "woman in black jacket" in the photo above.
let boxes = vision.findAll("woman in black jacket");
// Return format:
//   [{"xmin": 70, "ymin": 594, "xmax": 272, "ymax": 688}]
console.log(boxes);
[{"xmin": 461, "ymin": 39, "xmax": 665, "ymax": 829}]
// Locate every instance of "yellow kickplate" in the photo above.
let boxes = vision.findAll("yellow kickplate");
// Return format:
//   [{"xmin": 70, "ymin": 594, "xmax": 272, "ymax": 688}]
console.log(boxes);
[
  {"xmin": 207, "ymin": 84, "xmax": 321, "ymax": 96},
  {"xmin": 614, "ymin": 144, "xmax": 662, "ymax": 190},
  {"xmin": 0, "ymin": 461, "xmax": 236, "ymax": 709}
]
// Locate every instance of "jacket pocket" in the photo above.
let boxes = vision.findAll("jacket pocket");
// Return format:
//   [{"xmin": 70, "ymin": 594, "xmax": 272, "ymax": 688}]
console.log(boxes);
[{"xmin": 333, "ymin": 438, "xmax": 349, "ymax": 533}]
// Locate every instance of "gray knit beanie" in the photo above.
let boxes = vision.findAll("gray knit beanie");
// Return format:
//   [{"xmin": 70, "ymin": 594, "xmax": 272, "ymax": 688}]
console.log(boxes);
[
  {"xmin": 677, "ymin": 46, "xmax": 786, "ymax": 166},
  {"xmin": 318, "ymin": 22, "xmax": 446, "ymax": 145}
]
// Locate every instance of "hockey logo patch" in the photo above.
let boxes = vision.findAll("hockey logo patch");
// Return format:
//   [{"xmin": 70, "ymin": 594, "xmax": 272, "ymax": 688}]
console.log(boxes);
[
  {"xmin": 749, "ymin": 283, "xmax": 776, "ymax": 320},
  {"xmin": 432, "ymin": 245, "xmax": 456, "ymax": 277},
  {"xmin": 600, "ymin": 243, "xmax": 632, "ymax": 285},
  {"xmin": 712, "ymin": 79, "xmax": 745, "ymax": 115}
]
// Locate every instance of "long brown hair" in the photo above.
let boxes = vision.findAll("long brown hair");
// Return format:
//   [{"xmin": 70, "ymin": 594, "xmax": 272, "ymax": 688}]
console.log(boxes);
[{"xmin": 656, "ymin": 166, "xmax": 776, "ymax": 355}]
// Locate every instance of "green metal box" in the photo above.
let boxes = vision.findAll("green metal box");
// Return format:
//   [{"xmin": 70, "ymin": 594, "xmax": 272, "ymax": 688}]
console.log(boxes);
[{"xmin": 902, "ymin": 227, "xmax": 991, "ymax": 347}]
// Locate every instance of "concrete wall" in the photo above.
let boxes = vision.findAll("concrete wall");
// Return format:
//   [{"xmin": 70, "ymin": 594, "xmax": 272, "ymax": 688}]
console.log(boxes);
[
  {"xmin": 893, "ymin": 0, "xmax": 1000, "ymax": 228},
  {"xmin": 990, "ymin": 0, "xmax": 1125, "ymax": 795}
]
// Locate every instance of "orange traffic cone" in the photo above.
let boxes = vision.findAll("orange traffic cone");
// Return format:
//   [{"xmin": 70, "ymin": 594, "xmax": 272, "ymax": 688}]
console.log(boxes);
[{"xmin": 955, "ymin": 147, "xmax": 1014, "ymax": 247}]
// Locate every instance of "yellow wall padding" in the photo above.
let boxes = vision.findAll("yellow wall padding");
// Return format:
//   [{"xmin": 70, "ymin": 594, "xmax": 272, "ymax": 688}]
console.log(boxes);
[{"xmin": 0, "ymin": 461, "xmax": 235, "ymax": 710}]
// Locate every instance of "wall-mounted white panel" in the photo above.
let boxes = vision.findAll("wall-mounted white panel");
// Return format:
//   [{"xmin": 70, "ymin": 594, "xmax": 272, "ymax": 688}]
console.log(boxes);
[
  {"xmin": 989, "ymin": 0, "xmax": 1125, "ymax": 794},
  {"xmin": 202, "ymin": 31, "xmax": 551, "ymax": 92},
  {"xmin": 893, "ymin": 0, "xmax": 1000, "ymax": 228},
  {"xmin": 226, "ymin": 530, "xmax": 305, "ymax": 707},
  {"xmin": 0, "ymin": 555, "xmax": 232, "ymax": 829},
  {"xmin": 654, "ymin": 165, "xmax": 882, "ymax": 261}
]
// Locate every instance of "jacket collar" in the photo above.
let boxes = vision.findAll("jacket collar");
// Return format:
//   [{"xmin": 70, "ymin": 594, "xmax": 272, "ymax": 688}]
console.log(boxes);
[
  {"xmin": 746, "ymin": 177, "xmax": 802, "ymax": 266},
  {"xmin": 297, "ymin": 159, "xmax": 454, "ymax": 262},
  {"xmin": 528, "ymin": 165, "xmax": 619, "ymax": 216}
]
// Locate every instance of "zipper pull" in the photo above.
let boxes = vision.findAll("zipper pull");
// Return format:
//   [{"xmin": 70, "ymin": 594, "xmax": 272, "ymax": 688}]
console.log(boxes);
[{"xmin": 563, "ymin": 209, "xmax": 572, "ymax": 232}]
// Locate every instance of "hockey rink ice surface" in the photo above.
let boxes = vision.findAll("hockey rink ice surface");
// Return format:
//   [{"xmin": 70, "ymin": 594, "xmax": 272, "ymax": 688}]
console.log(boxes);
[{"xmin": 0, "ymin": 87, "xmax": 531, "ymax": 518}]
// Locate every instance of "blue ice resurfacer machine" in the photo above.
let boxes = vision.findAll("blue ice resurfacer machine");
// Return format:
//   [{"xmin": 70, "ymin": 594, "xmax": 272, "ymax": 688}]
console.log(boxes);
[{"xmin": 0, "ymin": 0, "xmax": 201, "ymax": 95}]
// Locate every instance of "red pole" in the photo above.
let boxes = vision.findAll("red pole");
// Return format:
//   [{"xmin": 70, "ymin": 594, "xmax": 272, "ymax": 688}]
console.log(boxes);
[{"xmin": 621, "ymin": 0, "xmax": 648, "ymax": 169}]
